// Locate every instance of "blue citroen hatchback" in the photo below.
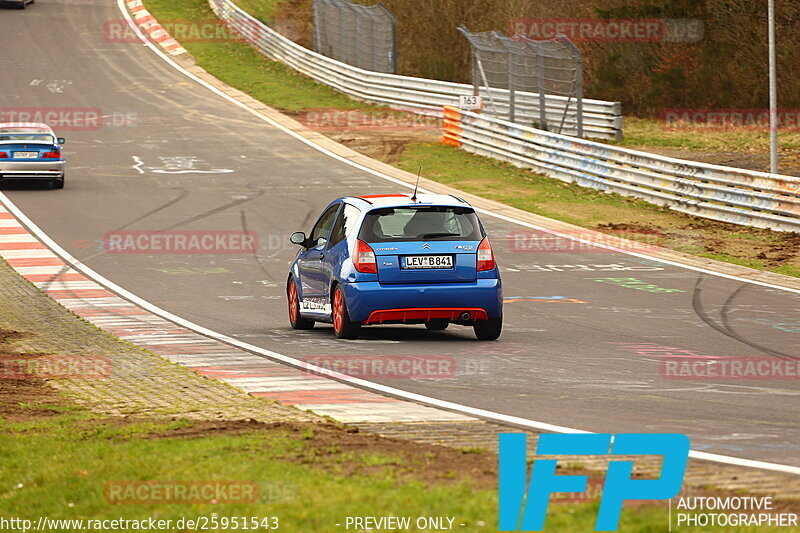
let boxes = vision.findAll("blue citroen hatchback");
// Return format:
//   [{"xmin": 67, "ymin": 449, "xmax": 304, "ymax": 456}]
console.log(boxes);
[{"xmin": 287, "ymin": 194, "xmax": 502, "ymax": 340}]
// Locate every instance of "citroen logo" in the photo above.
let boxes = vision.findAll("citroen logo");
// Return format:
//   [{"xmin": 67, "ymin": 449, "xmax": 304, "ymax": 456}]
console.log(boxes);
[{"xmin": 422, "ymin": 243, "xmax": 432, "ymax": 250}]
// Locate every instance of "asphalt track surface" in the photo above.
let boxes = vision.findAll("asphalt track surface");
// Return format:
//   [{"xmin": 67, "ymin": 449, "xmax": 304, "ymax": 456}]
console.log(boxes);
[{"xmin": 2, "ymin": 1, "xmax": 799, "ymax": 467}]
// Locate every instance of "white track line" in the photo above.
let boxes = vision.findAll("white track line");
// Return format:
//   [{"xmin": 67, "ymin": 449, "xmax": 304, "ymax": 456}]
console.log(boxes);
[{"xmin": 4, "ymin": 0, "xmax": 796, "ymax": 475}]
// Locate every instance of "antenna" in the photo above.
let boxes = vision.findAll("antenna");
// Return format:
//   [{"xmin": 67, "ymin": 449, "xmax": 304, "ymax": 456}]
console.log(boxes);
[{"xmin": 411, "ymin": 167, "xmax": 421, "ymax": 202}]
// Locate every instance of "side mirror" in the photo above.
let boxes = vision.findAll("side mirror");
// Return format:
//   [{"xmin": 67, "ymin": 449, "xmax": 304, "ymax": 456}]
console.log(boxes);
[
  {"xmin": 290, "ymin": 232, "xmax": 307, "ymax": 246},
  {"xmin": 316, "ymin": 237, "xmax": 327, "ymax": 248},
  {"xmin": 57, "ymin": 138, "xmax": 65, "ymax": 145}
]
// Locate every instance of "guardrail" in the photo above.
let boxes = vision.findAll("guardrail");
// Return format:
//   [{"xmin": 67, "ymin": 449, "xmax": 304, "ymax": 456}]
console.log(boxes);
[
  {"xmin": 207, "ymin": 0, "xmax": 623, "ymax": 140},
  {"xmin": 443, "ymin": 106, "xmax": 800, "ymax": 232}
]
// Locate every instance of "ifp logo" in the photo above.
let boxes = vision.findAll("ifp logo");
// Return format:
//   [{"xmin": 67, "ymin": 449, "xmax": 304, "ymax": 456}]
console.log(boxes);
[{"xmin": 499, "ymin": 433, "xmax": 689, "ymax": 531}]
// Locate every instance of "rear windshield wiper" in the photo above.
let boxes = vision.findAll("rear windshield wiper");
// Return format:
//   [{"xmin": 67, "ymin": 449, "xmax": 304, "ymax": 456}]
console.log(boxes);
[{"xmin": 418, "ymin": 232, "xmax": 460, "ymax": 239}]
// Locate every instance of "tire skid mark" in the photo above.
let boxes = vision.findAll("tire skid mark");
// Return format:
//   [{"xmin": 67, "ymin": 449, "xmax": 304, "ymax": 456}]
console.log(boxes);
[{"xmin": 692, "ymin": 278, "xmax": 797, "ymax": 360}]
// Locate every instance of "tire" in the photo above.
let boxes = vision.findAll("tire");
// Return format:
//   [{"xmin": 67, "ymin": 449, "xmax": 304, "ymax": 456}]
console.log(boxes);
[
  {"xmin": 474, "ymin": 316, "xmax": 502, "ymax": 340},
  {"xmin": 51, "ymin": 177, "xmax": 64, "ymax": 189},
  {"xmin": 332, "ymin": 285, "xmax": 361, "ymax": 339},
  {"xmin": 287, "ymin": 277, "xmax": 314, "ymax": 330},
  {"xmin": 425, "ymin": 319, "xmax": 449, "ymax": 331}
]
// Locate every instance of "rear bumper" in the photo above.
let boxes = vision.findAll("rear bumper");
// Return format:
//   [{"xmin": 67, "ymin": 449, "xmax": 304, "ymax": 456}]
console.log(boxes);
[
  {"xmin": 341, "ymin": 279, "xmax": 502, "ymax": 323},
  {"xmin": 364, "ymin": 307, "xmax": 488, "ymax": 325},
  {"xmin": 0, "ymin": 161, "xmax": 65, "ymax": 179}
]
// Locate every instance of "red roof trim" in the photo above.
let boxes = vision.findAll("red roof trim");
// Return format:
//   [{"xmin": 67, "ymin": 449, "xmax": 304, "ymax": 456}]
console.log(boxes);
[{"xmin": 358, "ymin": 194, "xmax": 409, "ymax": 199}]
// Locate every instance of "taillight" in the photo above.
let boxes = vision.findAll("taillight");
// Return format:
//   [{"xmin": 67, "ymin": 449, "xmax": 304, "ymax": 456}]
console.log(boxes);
[
  {"xmin": 353, "ymin": 239, "xmax": 377, "ymax": 273},
  {"xmin": 477, "ymin": 236, "xmax": 496, "ymax": 271},
  {"xmin": 43, "ymin": 151, "xmax": 61, "ymax": 159},
  {"xmin": 0, "ymin": 152, "xmax": 7, "ymax": 158}
]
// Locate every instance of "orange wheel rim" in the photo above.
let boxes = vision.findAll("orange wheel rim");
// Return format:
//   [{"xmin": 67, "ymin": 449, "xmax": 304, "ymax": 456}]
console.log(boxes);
[
  {"xmin": 333, "ymin": 290, "xmax": 344, "ymax": 332},
  {"xmin": 288, "ymin": 283, "xmax": 298, "ymax": 323}
]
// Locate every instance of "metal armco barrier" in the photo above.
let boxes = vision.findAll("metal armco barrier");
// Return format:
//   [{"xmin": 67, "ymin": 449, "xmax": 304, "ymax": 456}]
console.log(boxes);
[
  {"xmin": 443, "ymin": 106, "xmax": 800, "ymax": 232},
  {"xmin": 207, "ymin": 0, "xmax": 623, "ymax": 140}
]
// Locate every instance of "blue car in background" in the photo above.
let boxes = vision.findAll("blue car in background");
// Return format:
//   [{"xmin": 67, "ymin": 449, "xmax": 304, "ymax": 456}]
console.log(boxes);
[
  {"xmin": 0, "ymin": 123, "xmax": 65, "ymax": 189},
  {"xmin": 2, "ymin": 0, "xmax": 34, "ymax": 8},
  {"xmin": 287, "ymin": 194, "xmax": 502, "ymax": 340}
]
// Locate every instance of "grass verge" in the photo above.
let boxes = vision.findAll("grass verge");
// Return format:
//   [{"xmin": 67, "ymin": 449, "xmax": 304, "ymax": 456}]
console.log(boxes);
[
  {"xmin": 5, "ymin": 374, "xmax": 791, "ymax": 532},
  {"xmin": 0, "ymin": 337, "xmax": 701, "ymax": 532},
  {"xmin": 617, "ymin": 118, "xmax": 800, "ymax": 153},
  {"xmin": 140, "ymin": 0, "xmax": 800, "ymax": 279}
]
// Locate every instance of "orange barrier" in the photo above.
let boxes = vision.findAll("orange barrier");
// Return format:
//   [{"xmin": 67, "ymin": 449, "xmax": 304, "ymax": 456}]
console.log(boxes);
[{"xmin": 442, "ymin": 105, "xmax": 463, "ymax": 147}]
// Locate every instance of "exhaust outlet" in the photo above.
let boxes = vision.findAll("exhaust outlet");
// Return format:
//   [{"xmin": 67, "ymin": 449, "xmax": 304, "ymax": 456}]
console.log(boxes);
[{"xmin": 460, "ymin": 312, "xmax": 472, "ymax": 321}]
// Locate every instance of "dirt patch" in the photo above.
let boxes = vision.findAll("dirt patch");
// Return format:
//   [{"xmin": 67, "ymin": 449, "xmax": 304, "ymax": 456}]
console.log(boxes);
[
  {"xmin": 143, "ymin": 419, "xmax": 496, "ymax": 486},
  {"xmin": 282, "ymin": 107, "xmax": 440, "ymax": 165},
  {"xmin": 325, "ymin": 129, "xmax": 439, "ymax": 165},
  {"xmin": 595, "ymin": 221, "xmax": 800, "ymax": 271},
  {"xmin": 0, "ymin": 329, "xmax": 27, "ymax": 346},
  {"xmin": 145, "ymin": 418, "xmax": 279, "ymax": 439},
  {"xmin": 0, "ymin": 329, "xmax": 64, "ymax": 420},
  {"xmin": 0, "ymin": 377, "xmax": 64, "ymax": 420},
  {"xmin": 265, "ymin": 421, "xmax": 498, "ymax": 487}
]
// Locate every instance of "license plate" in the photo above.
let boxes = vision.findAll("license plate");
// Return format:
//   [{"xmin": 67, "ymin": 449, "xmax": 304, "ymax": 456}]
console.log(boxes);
[
  {"xmin": 13, "ymin": 152, "xmax": 38, "ymax": 159},
  {"xmin": 402, "ymin": 255, "xmax": 454, "ymax": 269}
]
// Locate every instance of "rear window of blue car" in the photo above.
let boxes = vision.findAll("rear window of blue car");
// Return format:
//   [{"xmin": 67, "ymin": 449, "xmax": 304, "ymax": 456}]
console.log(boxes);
[
  {"xmin": 0, "ymin": 134, "xmax": 55, "ymax": 143},
  {"xmin": 359, "ymin": 206, "xmax": 483, "ymax": 243}
]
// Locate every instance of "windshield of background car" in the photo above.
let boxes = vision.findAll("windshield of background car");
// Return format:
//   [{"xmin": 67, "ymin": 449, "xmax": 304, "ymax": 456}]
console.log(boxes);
[
  {"xmin": 0, "ymin": 133, "xmax": 55, "ymax": 143},
  {"xmin": 359, "ymin": 206, "xmax": 483, "ymax": 243}
]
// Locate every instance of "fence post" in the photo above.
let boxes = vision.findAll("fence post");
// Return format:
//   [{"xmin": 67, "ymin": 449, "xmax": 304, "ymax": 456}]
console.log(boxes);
[
  {"xmin": 536, "ymin": 50, "xmax": 547, "ymax": 130},
  {"xmin": 557, "ymin": 34, "xmax": 584, "ymax": 138},
  {"xmin": 576, "ymin": 57, "xmax": 584, "ymax": 138},
  {"xmin": 472, "ymin": 52, "xmax": 479, "ymax": 97},
  {"xmin": 506, "ymin": 43, "xmax": 516, "ymax": 122},
  {"xmin": 336, "ymin": 1, "xmax": 346, "ymax": 63},
  {"xmin": 377, "ymin": 3, "xmax": 397, "ymax": 74},
  {"xmin": 475, "ymin": 55, "xmax": 500, "ymax": 118},
  {"xmin": 353, "ymin": 4, "xmax": 362, "ymax": 69},
  {"xmin": 312, "ymin": 0, "xmax": 321, "ymax": 53}
]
